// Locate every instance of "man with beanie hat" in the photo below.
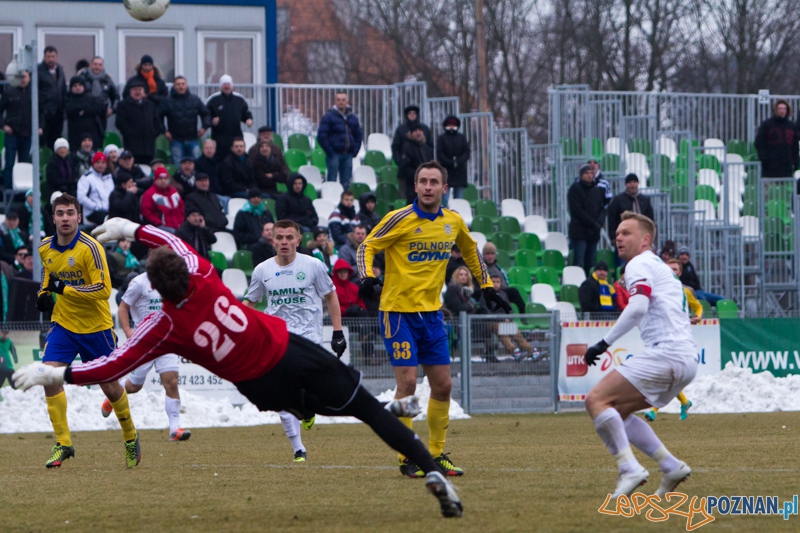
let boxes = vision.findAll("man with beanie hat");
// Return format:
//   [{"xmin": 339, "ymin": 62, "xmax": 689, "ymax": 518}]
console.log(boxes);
[
  {"xmin": 392, "ymin": 104, "xmax": 433, "ymax": 166},
  {"xmin": 78, "ymin": 56, "xmax": 119, "ymax": 136},
  {"xmin": 184, "ymin": 173, "xmax": 228, "ymax": 232},
  {"xmin": 1, "ymin": 69, "xmax": 41, "ymax": 190},
  {"xmin": 755, "ymin": 99, "xmax": 798, "ymax": 178},
  {"xmin": 65, "ymin": 75, "xmax": 104, "ymax": 152},
  {"xmin": 578, "ymin": 261, "xmax": 617, "ymax": 313},
  {"xmin": 233, "ymin": 188, "xmax": 275, "ymax": 247},
  {"xmin": 568, "ymin": 164, "xmax": 606, "ymax": 275},
  {"xmin": 220, "ymin": 138, "xmax": 256, "ymax": 198},
  {"xmin": 607, "ymin": 173, "xmax": 654, "ymax": 264},
  {"xmin": 68, "ymin": 133, "xmax": 95, "ymax": 180},
  {"xmin": 140, "ymin": 167, "xmax": 185, "ymax": 231},
  {"xmin": 116, "ymin": 79, "xmax": 163, "ymax": 164},
  {"xmin": 108, "ymin": 170, "xmax": 141, "ymax": 224},
  {"xmin": 176, "ymin": 206, "xmax": 217, "ymax": 260},
  {"xmin": 122, "ymin": 54, "xmax": 169, "ymax": 109},
  {"xmin": 46, "ymin": 137, "xmax": 76, "ymax": 198},
  {"xmin": 77, "ymin": 152, "xmax": 114, "ymax": 225},
  {"xmin": 436, "ymin": 115, "xmax": 470, "ymax": 202},
  {"xmin": 37, "ymin": 46, "xmax": 67, "ymax": 149},
  {"xmin": 206, "ymin": 74, "xmax": 253, "ymax": 162},
  {"xmin": 276, "ymin": 173, "xmax": 318, "ymax": 232}
]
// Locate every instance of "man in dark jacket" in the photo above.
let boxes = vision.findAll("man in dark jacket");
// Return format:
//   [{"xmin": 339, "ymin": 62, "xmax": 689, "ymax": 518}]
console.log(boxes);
[
  {"xmin": 276, "ymin": 173, "xmax": 319, "ymax": 232},
  {"xmin": 78, "ymin": 56, "xmax": 119, "ymax": 136},
  {"xmin": 317, "ymin": 92, "xmax": 362, "ymax": 190},
  {"xmin": 233, "ymin": 189, "xmax": 275, "ymax": 247},
  {"xmin": 398, "ymin": 126, "xmax": 434, "ymax": 203},
  {"xmin": 606, "ymin": 173, "xmax": 655, "ymax": 261},
  {"xmin": 357, "ymin": 192, "xmax": 381, "ymax": 234},
  {"xmin": 247, "ymin": 221, "xmax": 276, "ymax": 266},
  {"xmin": 68, "ymin": 133, "xmax": 94, "ymax": 181},
  {"xmin": 115, "ymin": 81, "xmax": 163, "ymax": 164},
  {"xmin": 115, "ymin": 150, "xmax": 150, "ymax": 192},
  {"xmin": 436, "ymin": 115, "xmax": 470, "ymax": 201},
  {"xmin": 122, "ymin": 55, "xmax": 169, "ymax": 111},
  {"xmin": 219, "ymin": 138, "xmax": 255, "ymax": 198},
  {"xmin": 0, "ymin": 211, "xmax": 29, "ymax": 266},
  {"xmin": 392, "ymin": 104, "xmax": 433, "ymax": 165},
  {"xmin": 328, "ymin": 190, "xmax": 358, "ymax": 247},
  {"xmin": 568, "ymin": 164, "xmax": 606, "ymax": 275},
  {"xmin": 108, "ymin": 171, "xmax": 141, "ymax": 223},
  {"xmin": 46, "ymin": 137, "xmax": 75, "ymax": 198},
  {"xmin": 756, "ymin": 99, "xmax": 798, "ymax": 178},
  {"xmin": 65, "ymin": 76, "xmax": 105, "ymax": 152},
  {"xmin": 184, "ymin": 173, "xmax": 227, "ymax": 233},
  {"xmin": 171, "ymin": 157, "xmax": 198, "ymax": 197},
  {"xmin": 1, "ymin": 70, "xmax": 41, "ymax": 191},
  {"xmin": 677, "ymin": 247, "xmax": 723, "ymax": 305},
  {"xmin": 206, "ymin": 75, "xmax": 253, "ymax": 162},
  {"xmin": 163, "ymin": 76, "xmax": 211, "ymax": 166},
  {"xmin": 250, "ymin": 140, "xmax": 288, "ymax": 198},
  {"xmin": 195, "ymin": 139, "xmax": 222, "ymax": 194},
  {"xmin": 37, "ymin": 46, "xmax": 67, "ymax": 149},
  {"xmin": 578, "ymin": 261, "xmax": 616, "ymax": 314},
  {"xmin": 248, "ymin": 126, "xmax": 286, "ymax": 166},
  {"xmin": 175, "ymin": 208, "xmax": 217, "ymax": 260}
]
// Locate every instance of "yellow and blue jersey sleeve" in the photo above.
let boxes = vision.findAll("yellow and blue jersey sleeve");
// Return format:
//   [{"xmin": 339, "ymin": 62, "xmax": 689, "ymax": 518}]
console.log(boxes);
[
  {"xmin": 39, "ymin": 232, "xmax": 113, "ymax": 334},
  {"xmin": 358, "ymin": 204, "xmax": 490, "ymax": 313},
  {"xmin": 685, "ymin": 287, "xmax": 703, "ymax": 319}
]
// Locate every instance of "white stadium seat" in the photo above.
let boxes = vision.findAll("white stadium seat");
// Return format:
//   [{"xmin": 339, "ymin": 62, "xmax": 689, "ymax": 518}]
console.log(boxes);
[
  {"xmin": 320, "ymin": 181, "xmax": 344, "ymax": 201},
  {"xmin": 222, "ymin": 268, "xmax": 248, "ymax": 300},
  {"xmin": 655, "ymin": 136, "xmax": 678, "ymax": 163},
  {"xmin": 740, "ymin": 215, "xmax": 759, "ymax": 238},
  {"xmin": 696, "ymin": 168, "xmax": 721, "ymax": 194},
  {"xmin": 367, "ymin": 133, "xmax": 393, "ymax": 162},
  {"xmin": 469, "ymin": 231, "xmax": 487, "ymax": 252},
  {"xmin": 562, "ymin": 266, "xmax": 586, "ymax": 287},
  {"xmin": 544, "ymin": 231, "xmax": 569, "ymax": 257},
  {"xmin": 554, "ymin": 301, "xmax": 578, "ymax": 322},
  {"xmin": 212, "ymin": 232, "xmax": 237, "ymax": 262},
  {"xmin": 704, "ymin": 137, "xmax": 725, "ymax": 163},
  {"xmin": 523, "ymin": 215, "xmax": 549, "ymax": 240},
  {"xmin": 352, "ymin": 166, "xmax": 377, "ymax": 190},
  {"xmin": 448, "ymin": 199, "xmax": 473, "ymax": 227},
  {"xmin": 312, "ymin": 199, "xmax": 336, "ymax": 228},
  {"xmin": 501, "ymin": 198, "xmax": 526, "ymax": 226},
  {"xmin": 226, "ymin": 198, "xmax": 248, "ymax": 230},
  {"xmin": 624, "ymin": 153, "xmax": 650, "ymax": 188},
  {"xmin": 605, "ymin": 137, "xmax": 628, "ymax": 157},
  {"xmin": 139, "ymin": 164, "xmax": 152, "ymax": 178},
  {"xmin": 243, "ymin": 132, "xmax": 258, "ymax": 152},
  {"xmin": 693, "ymin": 199, "xmax": 716, "ymax": 221},
  {"xmin": 299, "ymin": 165, "xmax": 324, "ymax": 190},
  {"xmin": 531, "ymin": 283, "xmax": 557, "ymax": 311},
  {"xmin": 12, "ymin": 162, "xmax": 33, "ymax": 191}
]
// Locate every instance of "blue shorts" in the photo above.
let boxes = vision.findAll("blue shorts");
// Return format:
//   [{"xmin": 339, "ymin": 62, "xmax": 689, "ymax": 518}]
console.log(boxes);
[
  {"xmin": 42, "ymin": 323, "xmax": 117, "ymax": 364},
  {"xmin": 379, "ymin": 311, "xmax": 450, "ymax": 367}
]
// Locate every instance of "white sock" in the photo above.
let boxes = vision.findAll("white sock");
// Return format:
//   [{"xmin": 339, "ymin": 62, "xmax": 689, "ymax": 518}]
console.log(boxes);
[
  {"xmin": 624, "ymin": 415, "xmax": 680, "ymax": 473},
  {"xmin": 165, "ymin": 396, "xmax": 181, "ymax": 433},
  {"xmin": 594, "ymin": 408, "xmax": 640, "ymax": 474},
  {"xmin": 280, "ymin": 411, "xmax": 305, "ymax": 453}
]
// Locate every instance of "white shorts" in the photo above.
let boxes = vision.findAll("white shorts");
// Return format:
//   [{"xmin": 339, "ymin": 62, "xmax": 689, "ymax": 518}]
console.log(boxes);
[
  {"xmin": 616, "ymin": 344, "xmax": 698, "ymax": 408},
  {"xmin": 127, "ymin": 354, "xmax": 181, "ymax": 386}
]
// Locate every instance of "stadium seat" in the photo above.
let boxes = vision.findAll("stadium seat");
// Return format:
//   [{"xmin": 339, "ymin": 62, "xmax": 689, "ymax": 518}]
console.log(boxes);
[
  {"xmin": 462, "ymin": 184, "xmax": 479, "ymax": 207},
  {"xmin": 521, "ymin": 302, "xmax": 551, "ymax": 330},
  {"xmin": 651, "ymin": 154, "xmax": 672, "ymax": 179},
  {"xmin": 522, "ymin": 215, "xmax": 548, "ymax": 240},
  {"xmin": 469, "ymin": 231, "xmax": 487, "ymax": 252},
  {"xmin": 475, "ymin": 199, "xmax": 499, "ymax": 224},
  {"xmin": 727, "ymin": 139, "xmax": 746, "ymax": 157},
  {"xmin": 271, "ymin": 133, "xmax": 284, "ymax": 151},
  {"xmin": 226, "ymin": 198, "xmax": 248, "ymax": 230},
  {"xmin": 679, "ymin": 138, "xmax": 699, "ymax": 156},
  {"xmin": 559, "ymin": 283, "xmax": 580, "ymax": 310},
  {"xmin": 304, "ymin": 183, "xmax": 318, "ymax": 201},
  {"xmin": 716, "ymin": 299, "xmax": 739, "ymax": 319},
  {"xmin": 595, "ymin": 249, "xmax": 615, "ymax": 271},
  {"xmin": 629, "ymin": 138, "xmax": 651, "ymax": 157},
  {"xmin": 562, "ymin": 265, "xmax": 586, "ymax": 286},
  {"xmin": 312, "ymin": 198, "xmax": 336, "ymax": 224},
  {"xmin": 348, "ymin": 182, "xmax": 371, "ymax": 199},
  {"xmin": 697, "ymin": 168, "xmax": 721, "ymax": 194},
  {"xmin": 495, "ymin": 249, "xmax": 511, "ymax": 270},
  {"xmin": 320, "ymin": 181, "xmax": 344, "ymax": 201},
  {"xmin": 375, "ymin": 200, "xmax": 392, "ymax": 217},
  {"xmin": 624, "ymin": 153, "xmax": 650, "ymax": 187},
  {"xmin": 554, "ymin": 301, "xmax": 578, "ymax": 322},
  {"xmin": 243, "ymin": 132, "xmax": 257, "ymax": 152},
  {"xmin": 542, "ymin": 249, "xmax": 565, "ymax": 274},
  {"xmin": 544, "ymin": 232, "xmax": 569, "ymax": 258},
  {"xmin": 104, "ymin": 131, "xmax": 122, "ymax": 149},
  {"xmin": 768, "ymin": 183, "xmax": 793, "ymax": 204},
  {"xmin": 670, "ymin": 184, "xmax": 689, "ymax": 204},
  {"xmin": 265, "ymin": 198, "xmax": 277, "ymax": 220},
  {"xmin": 605, "ymin": 137, "xmax": 628, "ymax": 157},
  {"xmin": 698, "ymin": 299, "xmax": 712, "ymax": 317},
  {"xmin": 222, "ymin": 268, "xmax": 248, "ymax": 300},
  {"xmin": 288, "ymin": 133, "xmax": 313, "ymax": 158},
  {"xmin": 740, "ymin": 215, "xmax": 759, "ymax": 238},
  {"xmin": 533, "ymin": 266, "xmax": 560, "ymax": 294},
  {"xmin": 515, "ymin": 249, "xmax": 539, "ymax": 274},
  {"xmin": 655, "ymin": 136, "xmax": 678, "ymax": 163},
  {"xmin": 154, "ymin": 135, "xmax": 171, "ymax": 161},
  {"xmin": 703, "ymin": 137, "xmax": 725, "ymax": 163},
  {"xmin": 448, "ymin": 198, "xmax": 473, "ymax": 227},
  {"xmin": 717, "ymin": 197, "xmax": 741, "ymax": 225},
  {"xmin": 11, "ymin": 162, "xmax": 33, "ymax": 192},
  {"xmin": 310, "ymin": 148, "xmax": 327, "ymax": 175},
  {"xmin": 284, "ymin": 149, "xmax": 307, "ymax": 173},
  {"xmin": 232, "ymin": 250, "xmax": 255, "ymax": 277},
  {"xmin": 693, "ymin": 199, "xmax": 716, "ymax": 221},
  {"xmin": 698, "ymin": 154, "xmax": 721, "ymax": 173},
  {"xmin": 531, "ymin": 283, "xmax": 557, "ymax": 311},
  {"xmin": 212, "ymin": 232, "xmax": 237, "ymax": 262},
  {"xmin": 518, "ymin": 233, "xmax": 543, "ymax": 256},
  {"xmin": 209, "ymin": 250, "xmax": 228, "ymax": 271},
  {"xmin": 560, "ymin": 137, "xmax": 579, "ymax": 156},
  {"xmin": 507, "ymin": 266, "xmax": 533, "ymax": 289},
  {"xmin": 471, "ymin": 216, "xmax": 495, "ymax": 241},
  {"xmin": 377, "ymin": 165, "xmax": 398, "ymax": 186},
  {"xmin": 695, "ymin": 184, "xmax": 717, "ymax": 207},
  {"xmin": 491, "ymin": 231, "xmax": 515, "ymax": 253},
  {"xmin": 767, "ymin": 199, "xmax": 791, "ymax": 225},
  {"xmin": 500, "ymin": 198, "xmax": 526, "ymax": 225},
  {"xmin": 497, "ymin": 216, "xmax": 521, "ymax": 240},
  {"xmin": 600, "ymin": 153, "xmax": 620, "ymax": 173},
  {"xmin": 363, "ymin": 150, "xmax": 387, "ymax": 171},
  {"xmin": 40, "ymin": 147, "xmax": 54, "ymax": 164},
  {"xmin": 299, "ymin": 165, "xmax": 324, "ymax": 190},
  {"xmin": 393, "ymin": 199, "xmax": 408, "ymax": 210},
  {"xmin": 352, "ymin": 165, "xmax": 377, "ymax": 190},
  {"xmin": 376, "ymin": 182, "xmax": 398, "ymax": 203},
  {"xmin": 584, "ymin": 137, "xmax": 603, "ymax": 158},
  {"xmin": 367, "ymin": 133, "xmax": 392, "ymax": 162},
  {"xmin": 139, "ymin": 164, "xmax": 152, "ymax": 178}
]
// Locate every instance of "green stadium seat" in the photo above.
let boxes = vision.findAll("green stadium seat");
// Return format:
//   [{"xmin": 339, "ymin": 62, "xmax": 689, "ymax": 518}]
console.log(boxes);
[
  {"xmin": 232, "ymin": 250, "xmax": 254, "ymax": 278},
  {"xmin": 595, "ymin": 249, "xmax": 615, "ymax": 272},
  {"xmin": 310, "ymin": 148, "xmax": 327, "ymax": 175},
  {"xmin": 155, "ymin": 135, "xmax": 170, "ymax": 161},
  {"xmin": 542, "ymin": 249, "xmax": 565, "ymax": 274},
  {"xmin": 715, "ymin": 299, "xmax": 739, "ymax": 319},
  {"xmin": 767, "ymin": 200, "xmax": 791, "ymax": 225},
  {"xmin": 264, "ymin": 198, "xmax": 277, "ymax": 220},
  {"xmin": 393, "ymin": 199, "xmax": 407, "ymax": 210},
  {"xmin": 518, "ymin": 232, "xmax": 542, "ymax": 254},
  {"xmin": 507, "ymin": 267, "xmax": 532, "ymax": 289},
  {"xmin": 630, "ymin": 138, "xmax": 651, "ymax": 157},
  {"xmin": 520, "ymin": 302, "xmax": 550, "ymax": 330},
  {"xmin": 675, "ymin": 154, "xmax": 690, "ymax": 171},
  {"xmin": 209, "ymin": 250, "xmax": 227, "ymax": 271},
  {"xmin": 600, "ymin": 154, "xmax": 620, "ymax": 173},
  {"xmin": 698, "ymin": 299, "xmax": 712, "ymax": 317},
  {"xmin": 533, "ymin": 266, "xmax": 560, "ymax": 294},
  {"xmin": 698, "ymin": 154, "xmax": 721, "ymax": 172},
  {"xmin": 768, "ymin": 183, "xmax": 793, "ymax": 204},
  {"xmin": 463, "ymin": 184, "xmax": 479, "ymax": 207},
  {"xmin": 727, "ymin": 139, "xmax": 746, "ymax": 157},
  {"xmin": 376, "ymin": 182, "xmax": 398, "ymax": 203},
  {"xmin": 670, "ymin": 184, "xmax": 689, "ymax": 204},
  {"xmin": 363, "ymin": 150, "xmax": 387, "ymax": 170},
  {"xmin": 584, "ymin": 137, "xmax": 603, "ymax": 158},
  {"xmin": 497, "ymin": 216, "xmax": 521, "ymax": 240},
  {"xmin": 304, "ymin": 183, "xmax": 317, "ymax": 200},
  {"xmin": 276, "ymin": 182, "xmax": 287, "ymax": 194},
  {"xmin": 560, "ymin": 284, "xmax": 581, "ymax": 311},
  {"xmin": 560, "ymin": 137, "xmax": 579, "ymax": 156},
  {"xmin": 695, "ymin": 184, "xmax": 717, "ymax": 206},
  {"xmin": 375, "ymin": 200, "xmax": 392, "ymax": 217},
  {"xmin": 495, "ymin": 249, "xmax": 511, "ymax": 270},
  {"xmin": 377, "ymin": 165, "xmax": 398, "ymax": 186},
  {"xmin": 288, "ymin": 133, "xmax": 313, "ymax": 158},
  {"xmin": 491, "ymin": 232, "xmax": 515, "ymax": 253},
  {"xmin": 741, "ymin": 200, "xmax": 758, "ymax": 217},
  {"xmin": 284, "ymin": 149, "xmax": 307, "ymax": 173},
  {"xmin": 471, "ymin": 215, "xmax": 495, "ymax": 241},
  {"xmin": 40, "ymin": 147, "xmax": 54, "ymax": 164},
  {"xmin": 349, "ymin": 182, "xmax": 371, "ymax": 198},
  {"xmin": 514, "ymin": 249, "xmax": 539, "ymax": 274},
  {"xmin": 104, "ymin": 131, "xmax": 122, "ymax": 148},
  {"xmin": 679, "ymin": 138, "xmax": 699, "ymax": 156},
  {"xmin": 475, "ymin": 199, "xmax": 499, "ymax": 224},
  {"xmin": 743, "ymin": 185, "xmax": 759, "ymax": 204}
]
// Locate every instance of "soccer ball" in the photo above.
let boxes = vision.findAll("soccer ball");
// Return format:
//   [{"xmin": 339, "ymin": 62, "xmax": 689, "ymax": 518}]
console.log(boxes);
[{"xmin": 123, "ymin": 0, "xmax": 170, "ymax": 22}]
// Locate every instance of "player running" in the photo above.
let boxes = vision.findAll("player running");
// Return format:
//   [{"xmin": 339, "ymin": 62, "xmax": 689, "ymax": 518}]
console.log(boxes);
[
  {"xmin": 14, "ymin": 218, "xmax": 462, "ymax": 518},
  {"xmin": 583, "ymin": 212, "xmax": 696, "ymax": 498},
  {"xmin": 100, "ymin": 271, "xmax": 192, "ymax": 441},
  {"xmin": 35, "ymin": 193, "xmax": 140, "ymax": 468},
  {"xmin": 242, "ymin": 219, "xmax": 347, "ymax": 462},
  {"xmin": 357, "ymin": 160, "xmax": 509, "ymax": 478}
]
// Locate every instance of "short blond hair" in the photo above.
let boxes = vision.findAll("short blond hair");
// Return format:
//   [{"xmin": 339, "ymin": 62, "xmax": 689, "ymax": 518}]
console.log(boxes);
[
  {"xmin": 621, "ymin": 211, "xmax": 656, "ymax": 243},
  {"xmin": 667, "ymin": 258, "xmax": 682, "ymax": 275}
]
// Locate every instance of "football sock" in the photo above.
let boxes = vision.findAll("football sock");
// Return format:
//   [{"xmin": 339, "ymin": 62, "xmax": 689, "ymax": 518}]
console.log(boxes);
[
  {"xmin": 46, "ymin": 390, "xmax": 72, "ymax": 447},
  {"xmin": 677, "ymin": 391, "xmax": 689, "ymax": 406},
  {"xmin": 396, "ymin": 415, "xmax": 414, "ymax": 461},
  {"xmin": 624, "ymin": 415, "xmax": 680, "ymax": 473},
  {"xmin": 165, "ymin": 396, "xmax": 181, "ymax": 434},
  {"xmin": 280, "ymin": 411, "xmax": 305, "ymax": 453},
  {"xmin": 110, "ymin": 390, "xmax": 138, "ymax": 442},
  {"xmin": 651, "ymin": 407, "xmax": 660, "ymax": 413},
  {"xmin": 427, "ymin": 398, "xmax": 450, "ymax": 457},
  {"xmin": 594, "ymin": 408, "xmax": 639, "ymax": 474}
]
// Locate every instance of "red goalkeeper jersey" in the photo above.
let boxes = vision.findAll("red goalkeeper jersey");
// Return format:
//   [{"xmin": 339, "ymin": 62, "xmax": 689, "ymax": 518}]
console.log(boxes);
[{"xmin": 66, "ymin": 225, "xmax": 290, "ymax": 386}]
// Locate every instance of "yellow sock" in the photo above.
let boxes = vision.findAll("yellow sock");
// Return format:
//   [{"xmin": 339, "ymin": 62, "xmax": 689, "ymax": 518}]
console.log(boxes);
[
  {"xmin": 652, "ymin": 407, "xmax": 659, "ymax": 413},
  {"xmin": 427, "ymin": 398, "xmax": 450, "ymax": 457},
  {"xmin": 397, "ymin": 416, "xmax": 414, "ymax": 461},
  {"xmin": 677, "ymin": 391, "xmax": 689, "ymax": 406},
  {"xmin": 110, "ymin": 390, "xmax": 137, "ymax": 442},
  {"xmin": 46, "ymin": 391, "xmax": 72, "ymax": 447}
]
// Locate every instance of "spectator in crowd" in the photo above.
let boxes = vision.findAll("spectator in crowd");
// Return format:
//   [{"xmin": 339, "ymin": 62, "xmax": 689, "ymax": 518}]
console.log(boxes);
[
  {"xmin": 77, "ymin": 152, "xmax": 114, "ymax": 225},
  {"xmin": 116, "ymin": 80, "xmax": 163, "ymax": 164},
  {"xmin": 184, "ymin": 173, "xmax": 227, "ymax": 233},
  {"xmin": 444, "ymin": 265, "xmax": 484, "ymax": 316},
  {"xmin": 206, "ymin": 75, "xmax": 253, "ymax": 162},
  {"xmin": 392, "ymin": 104, "xmax": 433, "ymax": 165},
  {"xmin": 276, "ymin": 173, "xmax": 318, "ymax": 232},
  {"xmin": 332, "ymin": 259, "xmax": 368, "ymax": 317},
  {"xmin": 309, "ymin": 228, "xmax": 333, "ymax": 273},
  {"xmin": 11, "ymin": 245, "xmax": 28, "ymax": 272},
  {"xmin": 578, "ymin": 261, "xmax": 616, "ymax": 314},
  {"xmin": 250, "ymin": 140, "xmax": 288, "ymax": 198},
  {"xmin": 108, "ymin": 170, "xmax": 141, "ymax": 223},
  {"xmin": 329, "ymin": 190, "xmax": 358, "ymax": 247},
  {"xmin": 103, "ymin": 144, "xmax": 119, "ymax": 174},
  {"xmin": 122, "ymin": 55, "xmax": 169, "ymax": 110},
  {"xmin": 195, "ymin": 139, "xmax": 222, "ymax": 194},
  {"xmin": 677, "ymin": 246, "xmax": 723, "ymax": 305},
  {"xmin": 0, "ymin": 328, "xmax": 18, "ymax": 389},
  {"xmin": 219, "ymin": 137, "xmax": 255, "ymax": 198},
  {"xmin": 337, "ymin": 223, "xmax": 367, "ymax": 273},
  {"xmin": 567, "ymin": 164, "xmax": 606, "ymax": 275},
  {"xmin": 248, "ymin": 126, "xmax": 286, "ymax": 167},
  {"xmin": 115, "ymin": 150, "xmax": 150, "ymax": 192},
  {"xmin": 78, "ymin": 56, "xmax": 119, "ymax": 135},
  {"xmin": 0, "ymin": 211, "xmax": 29, "ymax": 265},
  {"xmin": 357, "ymin": 192, "xmax": 380, "ymax": 234},
  {"xmin": 0, "ymin": 70, "xmax": 40, "ymax": 191},
  {"xmin": 15, "ymin": 249, "xmax": 34, "ymax": 280},
  {"xmin": 659, "ymin": 239, "xmax": 676, "ymax": 263},
  {"xmin": 613, "ymin": 265, "xmax": 629, "ymax": 311},
  {"xmin": 606, "ymin": 174, "xmax": 654, "ymax": 264},
  {"xmin": 75, "ymin": 59, "xmax": 90, "ymax": 75},
  {"xmin": 141, "ymin": 167, "xmax": 184, "ymax": 232},
  {"xmin": 110, "ymin": 236, "xmax": 141, "ymax": 282},
  {"xmin": 247, "ymin": 221, "xmax": 276, "ymax": 266},
  {"xmin": 588, "ymin": 158, "xmax": 612, "ymax": 207},
  {"xmin": 65, "ymin": 76, "xmax": 104, "ymax": 152},
  {"xmin": 171, "ymin": 156, "xmax": 198, "ymax": 196},
  {"xmin": 233, "ymin": 189, "xmax": 274, "ymax": 248},
  {"xmin": 445, "ymin": 244, "xmax": 465, "ymax": 285},
  {"xmin": 755, "ymin": 98, "xmax": 798, "ymax": 178},
  {"xmin": 37, "ymin": 45, "xmax": 67, "ymax": 149},
  {"xmin": 398, "ymin": 125, "xmax": 434, "ymax": 204},
  {"xmin": 163, "ymin": 76, "xmax": 211, "ymax": 165},
  {"xmin": 175, "ymin": 207, "xmax": 217, "ymax": 260},
  {"xmin": 46, "ymin": 137, "xmax": 75, "ymax": 198},
  {"xmin": 20, "ymin": 189, "xmax": 52, "ymax": 238},
  {"xmin": 481, "ymin": 242, "xmax": 527, "ymax": 313},
  {"xmin": 69, "ymin": 133, "xmax": 95, "ymax": 180},
  {"xmin": 317, "ymin": 92, "xmax": 362, "ymax": 190},
  {"xmin": 485, "ymin": 274, "xmax": 535, "ymax": 360},
  {"xmin": 668, "ymin": 259, "xmax": 703, "ymax": 324},
  {"xmin": 436, "ymin": 115, "xmax": 470, "ymax": 201}
]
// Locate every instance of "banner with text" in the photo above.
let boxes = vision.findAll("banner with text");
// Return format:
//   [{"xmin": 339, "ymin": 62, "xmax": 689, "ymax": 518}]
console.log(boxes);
[
  {"xmin": 720, "ymin": 318, "xmax": 800, "ymax": 377},
  {"xmin": 558, "ymin": 320, "xmax": 721, "ymax": 402}
]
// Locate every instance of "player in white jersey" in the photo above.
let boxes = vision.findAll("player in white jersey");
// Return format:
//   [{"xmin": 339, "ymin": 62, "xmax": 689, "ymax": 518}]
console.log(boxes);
[
  {"xmin": 100, "ymin": 272, "xmax": 192, "ymax": 441},
  {"xmin": 583, "ymin": 212, "xmax": 697, "ymax": 498},
  {"xmin": 243, "ymin": 219, "xmax": 347, "ymax": 462}
]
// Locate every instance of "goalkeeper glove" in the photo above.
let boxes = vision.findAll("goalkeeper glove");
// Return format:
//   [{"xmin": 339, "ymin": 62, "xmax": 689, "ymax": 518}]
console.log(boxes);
[
  {"xmin": 12, "ymin": 363, "xmax": 66, "ymax": 391},
  {"xmin": 331, "ymin": 330, "xmax": 347, "ymax": 359},
  {"xmin": 584, "ymin": 339, "xmax": 610, "ymax": 366},
  {"xmin": 91, "ymin": 217, "xmax": 141, "ymax": 244},
  {"xmin": 482, "ymin": 287, "xmax": 511, "ymax": 313}
]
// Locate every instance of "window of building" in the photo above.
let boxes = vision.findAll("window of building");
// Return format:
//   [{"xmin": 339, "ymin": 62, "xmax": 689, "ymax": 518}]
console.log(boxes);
[
  {"xmin": 118, "ymin": 29, "xmax": 182, "ymax": 84},
  {"xmin": 0, "ymin": 26, "xmax": 21, "ymax": 74},
  {"xmin": 307, "ymin": 42, "xmax": 347, "ymax": 85},
  {"xmin": 198, "ymin": 31, "xmax": 261, "ymax": 100},
  {"xmin": 277, "ymin": 8, "xmax": 290, "ymax": 44},
  {"xmin": 37, "ymin": 27, "xmax": 103, "ymax": 77}
]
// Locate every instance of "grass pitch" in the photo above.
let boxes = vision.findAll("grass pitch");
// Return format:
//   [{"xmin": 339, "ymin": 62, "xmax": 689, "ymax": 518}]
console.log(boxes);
[{"xmin": 2, "ymin": 411, "xmax": 799, "ymax": 532}]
